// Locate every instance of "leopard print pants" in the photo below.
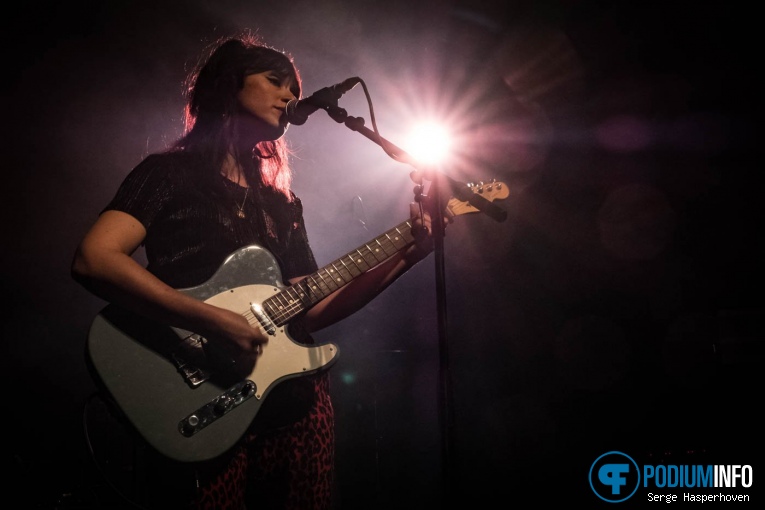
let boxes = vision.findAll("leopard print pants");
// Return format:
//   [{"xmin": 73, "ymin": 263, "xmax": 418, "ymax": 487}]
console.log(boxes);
[{"xmin": 193, "ymin": 374, "xmax": 334, "ymax": 510}]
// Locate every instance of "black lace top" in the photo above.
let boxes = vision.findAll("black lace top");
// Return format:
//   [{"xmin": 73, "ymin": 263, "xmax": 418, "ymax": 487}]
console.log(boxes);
[
  {"xmin": 105, "ymin": 151, "xmax": 318, "ymax": 289},
  {"xmin": 104, "ymin": 151, "xmax": 323, "ymax": 429}
]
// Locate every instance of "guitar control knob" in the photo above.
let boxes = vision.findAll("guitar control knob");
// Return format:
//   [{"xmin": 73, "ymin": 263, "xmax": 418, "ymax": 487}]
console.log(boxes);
[
  {"xmin": 241, "ymin": 381, "xmax": 255, "ymax": 397},
  {"xmin": 181, "ymin": 415, "xmax": 200, "ymax": 436},
  {"xmin": 214, "ymin": 396, "xmax": 233, "ymax": 415}
]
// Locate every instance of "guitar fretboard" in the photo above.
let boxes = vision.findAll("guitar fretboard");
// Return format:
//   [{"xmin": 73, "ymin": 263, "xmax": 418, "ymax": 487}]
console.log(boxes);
[{"xmin": 263, "ymin": 219, "xmax": 415, "ymax": 326}]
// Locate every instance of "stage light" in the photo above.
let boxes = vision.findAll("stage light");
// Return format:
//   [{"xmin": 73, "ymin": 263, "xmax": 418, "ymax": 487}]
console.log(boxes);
[{"xmin": 402, "ymin": 121, "xmax": 453, "ymax": 166}]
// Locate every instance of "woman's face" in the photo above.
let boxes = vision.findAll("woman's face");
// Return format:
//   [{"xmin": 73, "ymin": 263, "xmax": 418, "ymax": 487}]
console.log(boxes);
[{"xmin": 236, "ymin": 71, "xmax": 297, "ymax": 140}]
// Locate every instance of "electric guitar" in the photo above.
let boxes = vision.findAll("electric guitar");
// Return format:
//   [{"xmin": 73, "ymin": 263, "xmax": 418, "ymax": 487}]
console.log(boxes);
[{"xmin": 86, "ymin": 181, "xmax": 509, "ymax": 463}]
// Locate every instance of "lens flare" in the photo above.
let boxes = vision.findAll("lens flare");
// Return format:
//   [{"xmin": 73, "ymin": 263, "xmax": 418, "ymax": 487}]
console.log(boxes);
[{"xmin": 402, "ymin": 122, "xmax": 452, "ymax": 166}]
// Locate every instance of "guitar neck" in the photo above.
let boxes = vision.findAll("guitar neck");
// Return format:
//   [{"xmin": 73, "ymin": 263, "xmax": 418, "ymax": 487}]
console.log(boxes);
[{"xmin": 263, "ymin": 218, "xmax": 416, "ymax": 326}]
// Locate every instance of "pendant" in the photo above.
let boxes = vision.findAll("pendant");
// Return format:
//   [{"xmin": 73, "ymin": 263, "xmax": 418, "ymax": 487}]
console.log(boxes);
[{"xmin": 237, "ymin": 209, "xmax": 246, "ymax": 219}]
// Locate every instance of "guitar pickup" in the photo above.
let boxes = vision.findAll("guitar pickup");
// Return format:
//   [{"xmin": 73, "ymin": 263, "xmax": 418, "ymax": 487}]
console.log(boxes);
[{"xmin": 178, "ymin": 380, "xmax": 257, "ymax": 437}]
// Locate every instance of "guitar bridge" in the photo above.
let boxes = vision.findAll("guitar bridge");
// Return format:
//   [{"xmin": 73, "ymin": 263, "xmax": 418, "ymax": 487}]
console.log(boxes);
[
  {"xmin": 171, "ymin": 333, "xmax": 212, "ymax": 387},
  {"xmin": 178, "ymin": 380, "xmax": 257, "ymax": 437}
]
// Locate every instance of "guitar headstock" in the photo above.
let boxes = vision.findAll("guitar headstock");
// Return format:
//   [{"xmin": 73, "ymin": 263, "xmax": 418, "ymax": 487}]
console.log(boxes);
[{"xmin": 446, "ymin": 180, "xmax": 509, "ymax": 218}]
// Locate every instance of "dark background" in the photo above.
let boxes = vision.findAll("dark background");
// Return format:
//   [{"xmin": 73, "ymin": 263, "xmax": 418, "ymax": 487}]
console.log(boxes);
[{"xmin": 4, "ymin": 1, "xmax": 761, "ymax": 507}]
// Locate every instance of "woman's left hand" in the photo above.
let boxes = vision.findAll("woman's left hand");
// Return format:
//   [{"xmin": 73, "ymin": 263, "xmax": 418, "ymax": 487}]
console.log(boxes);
[{"xmin": 405, "ymin": 200, "xmax": 452, "ymax": 265}]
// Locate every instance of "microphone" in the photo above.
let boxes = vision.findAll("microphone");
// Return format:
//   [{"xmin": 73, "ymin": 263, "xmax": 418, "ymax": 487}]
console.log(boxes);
[{"xmin": 285, "ymin": 77, "xmax": 361, "ymax": 125}]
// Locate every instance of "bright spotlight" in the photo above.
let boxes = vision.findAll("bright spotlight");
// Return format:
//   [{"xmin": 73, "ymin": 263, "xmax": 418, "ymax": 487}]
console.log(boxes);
[{"xmin": 403, "ymin": 122, "xmax": 452, "ymax": 166}]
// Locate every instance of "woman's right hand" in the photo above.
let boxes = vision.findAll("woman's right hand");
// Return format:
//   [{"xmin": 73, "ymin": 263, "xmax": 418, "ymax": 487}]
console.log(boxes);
[{"xmin": 199, "ymin": 306, "xmax": 269, "ymax": 376}]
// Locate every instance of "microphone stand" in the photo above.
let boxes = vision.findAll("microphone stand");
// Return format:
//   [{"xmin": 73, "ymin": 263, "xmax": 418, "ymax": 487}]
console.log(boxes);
[{"xmin": 319, "ymin": 103, "xmax": 506, "ymax": 498}]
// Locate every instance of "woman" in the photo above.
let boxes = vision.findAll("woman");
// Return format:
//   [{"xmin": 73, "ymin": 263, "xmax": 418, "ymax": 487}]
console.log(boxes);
[{"xmin": 72, "ymin": 32, "xmax": 437, "ymax": 509}]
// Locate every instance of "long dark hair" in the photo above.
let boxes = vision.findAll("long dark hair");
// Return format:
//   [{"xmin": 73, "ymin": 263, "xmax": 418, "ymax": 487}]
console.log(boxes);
[{"xmin": 174, "ymin": 31, "xmax": 302, "ymax": 198}]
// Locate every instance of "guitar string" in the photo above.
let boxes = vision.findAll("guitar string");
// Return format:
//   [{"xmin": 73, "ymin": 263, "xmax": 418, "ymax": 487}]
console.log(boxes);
[
  {"xmin": 210, "ymin": 190, "xmax": 504, "ymax": 338},
  {"xmin": 267, "ymin": 243, "xmax": 383, "ymax": 324},
  {"xmin": 238, "ymin": 220, "xmax": 416, "ymax": 327},
  {"xmin": 266, "ymin": 224, "xmax": 414, "ymax": 324},
  {"xmin": 245, "ymin": 195, "xmax": 491, "ymax": 325},
  {"xmin": 238, "ymin": 217, "xmax": 428, "ymax": 340}
]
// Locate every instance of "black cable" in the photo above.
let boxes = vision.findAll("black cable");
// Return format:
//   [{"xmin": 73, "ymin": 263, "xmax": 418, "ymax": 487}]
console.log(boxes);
[{"xmin": 82, "ymin": 392, "xmax": 148, "ymax": 510}]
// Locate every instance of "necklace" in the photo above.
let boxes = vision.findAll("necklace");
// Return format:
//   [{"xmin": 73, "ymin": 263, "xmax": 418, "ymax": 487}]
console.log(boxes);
[{"xmin": 236, "ymin": 186, "xmax": 249, "ymax": 219}]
